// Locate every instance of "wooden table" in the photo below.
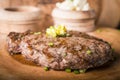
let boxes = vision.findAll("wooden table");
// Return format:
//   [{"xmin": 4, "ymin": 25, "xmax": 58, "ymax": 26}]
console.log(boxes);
[{"xmin": 0, "ymin": 28, "xmax": 120, "ymax": 80}]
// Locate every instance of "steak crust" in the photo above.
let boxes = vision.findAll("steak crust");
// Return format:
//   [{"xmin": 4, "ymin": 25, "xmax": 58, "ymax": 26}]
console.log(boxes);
[{"xmin": 7, "ymin": 31, "xmax": 113, "ymax": 70}]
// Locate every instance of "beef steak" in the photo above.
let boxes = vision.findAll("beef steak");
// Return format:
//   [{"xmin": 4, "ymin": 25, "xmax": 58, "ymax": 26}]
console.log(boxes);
[{"xmin": 7, "ymin": 31, "xmax": 113, "ymax": 70}]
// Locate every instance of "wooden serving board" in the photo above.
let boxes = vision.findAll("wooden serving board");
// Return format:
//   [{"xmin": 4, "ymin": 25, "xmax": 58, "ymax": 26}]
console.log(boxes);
[{"xmin": 0, "ymin": 27, "xmax": 120, "ymax": 80}]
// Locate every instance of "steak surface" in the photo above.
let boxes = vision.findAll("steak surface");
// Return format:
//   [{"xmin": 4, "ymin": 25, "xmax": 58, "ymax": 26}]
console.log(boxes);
[{"xmin": 7, "ymin": 31, "xmax": 113, "ymax": 70}]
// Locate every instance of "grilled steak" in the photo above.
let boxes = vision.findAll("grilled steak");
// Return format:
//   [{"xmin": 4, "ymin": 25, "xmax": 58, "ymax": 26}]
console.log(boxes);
[
  {"xmin": 7, "ymin": 30, "xmax": 31, "ymax": 54},
  {"xmin": 7, "ymin": 31, "xmax": 113, "ymax": 70}
]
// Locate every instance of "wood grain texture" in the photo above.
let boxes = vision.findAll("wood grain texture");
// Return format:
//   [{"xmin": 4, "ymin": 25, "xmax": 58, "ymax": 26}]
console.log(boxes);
[{"xmin": 0, "ymin": 28, "xmax": 120, "ymax": 80}]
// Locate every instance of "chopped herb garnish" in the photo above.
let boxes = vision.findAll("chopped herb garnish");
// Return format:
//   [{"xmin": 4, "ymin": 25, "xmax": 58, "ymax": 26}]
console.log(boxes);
[
  {"xmin": 58, "ymin": 34, "xmax": 66, "ymax": 37},
  {"xmin": 19, "ymin": 35, "xmax": 23, "ymax": 38},
  {"xmin": 44, "ymin": 67, "xmax": 49, "ymax": 71},
  {"xmin": 48, "ymin": 42, "xmax": 54, "ymax": 47},
  {"xmin": 86, "ymin": 50, "xmax": 92, "ymax": 55},
  {"xmin": 112, "ymin": 48, "xmax": 115, "ymax": 52},
  {"xmin": 63, "ymin": 53, "xmax": 67, "ymax": 57},
  {"xmin": 79, "ymin": 69, "xmax": 87, "ymax": 73},
  {"xmin": 109, "ymin": 42, "xmax": 112, "ymax": 45},
  {"xmin": 65, "ymin": 68, "xmax": 71, "ymax": 73},
  {"xmin": 73, "ymin": 70, "xmax": 80, "ymax": 74},
  {"xmin": 96, "ymin": 29, "xmax": 102, "ymax": 33},
  {"xmin": 34, "ymin": 32, "xmax": 41, "ymax": 35},
  {"xmin": 118, "ymin": 30, "xmax": 120, "ymax": 32},
  {"xmin": 66, "ymin": 33, "xmax": 71, "ymax": 37}
]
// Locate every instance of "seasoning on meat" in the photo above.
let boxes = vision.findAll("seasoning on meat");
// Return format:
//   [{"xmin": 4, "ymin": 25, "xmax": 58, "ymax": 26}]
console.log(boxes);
[{"xmin": 7, "ymin": 27, "xmax": 114, "ymax": 71}]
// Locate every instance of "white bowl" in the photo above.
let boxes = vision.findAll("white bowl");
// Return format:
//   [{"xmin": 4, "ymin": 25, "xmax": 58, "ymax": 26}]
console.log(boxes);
[
  {"xmin": 52, "ymin": 8, "xmax": 96, "ymax": 32},
  {"xmin": 0, "ymin": 6, "xmax": 41, "ymax": 34}
]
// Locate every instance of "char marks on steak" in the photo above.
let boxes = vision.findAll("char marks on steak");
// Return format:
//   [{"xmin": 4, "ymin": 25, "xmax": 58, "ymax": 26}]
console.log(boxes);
[{"xmin": 7, "ymin": 31, "xmax": 113, "ymax": 70}]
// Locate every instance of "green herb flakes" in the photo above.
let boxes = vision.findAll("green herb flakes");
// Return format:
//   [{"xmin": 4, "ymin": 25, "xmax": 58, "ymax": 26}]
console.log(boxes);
[
  {"xmin": 109, "ymin": 42, "xmax": 112, "ymax": 46},
  {"xmin": 44, "ymin": 67, "xmax": 49, "ymax": 71},
  {"xmin": 66, "ymin": 33, "xmax": 71, "ymax": 37},
  {"xmin": 34, "ymin": 32, "xmax": 41, "ymax": 35},
  {"xmin": 73, "ymin": 70, "xmax": 80, "ymax": 74},
  {"xmin": 48, "ymin": 42, "xmax": 54, "ymax": 47},
  {"xmin": 79, "ymin": 69, "xmax": 87, "ymax": 73},
  {"xmin": 63, "ymin": 53, "xmax": 67, "ymax": 57},
  {"xmin": 86, "ymin": 50, "xmax": 92, "ymax": 55},
  {"xmin": 65, "ymin": 68, "xmax": 71, "ymax": 73},
  {"xmin": 112, "ymin": 48, "xmax": 115, "ymax": 52}
]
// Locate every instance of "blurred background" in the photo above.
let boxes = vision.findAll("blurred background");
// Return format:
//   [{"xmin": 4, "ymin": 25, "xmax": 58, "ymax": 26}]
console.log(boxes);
[{"xmin": 0, "ymin": 0, "xmax": 119, "ymax": 30}]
